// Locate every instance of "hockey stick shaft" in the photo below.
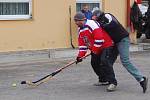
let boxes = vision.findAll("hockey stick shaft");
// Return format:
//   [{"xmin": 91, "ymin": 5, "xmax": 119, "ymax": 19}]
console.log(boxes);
[
  {"xmin": 33, "ymin": 54, "xmax": 90, "ymax": 83},
  {"xmin": 32, "ymin": 60, "xmax": 76, "ymax": 83},
  {"xmin": 21, "ymin": 53, "xmax": 90, "ymax": 86}
]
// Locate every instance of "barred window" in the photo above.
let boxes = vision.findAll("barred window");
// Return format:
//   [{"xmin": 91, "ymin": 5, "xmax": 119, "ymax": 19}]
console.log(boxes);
[
  {"xmin": 76, "ymin": 3, "xmax": 100, "ymax": 12},
  {"xmin": 76, "ymin": 0, "xmax": 101, "ymax": 12},
  {"xmin": 0, "ymin": 0, "xmax": 32, "ymax": 20}
]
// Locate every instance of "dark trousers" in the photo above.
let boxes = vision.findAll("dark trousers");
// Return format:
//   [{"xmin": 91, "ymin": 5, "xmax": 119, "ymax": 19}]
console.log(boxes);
[{"xmin": 91, "ymin": 46, "xmax": 118, "ymax": 85}]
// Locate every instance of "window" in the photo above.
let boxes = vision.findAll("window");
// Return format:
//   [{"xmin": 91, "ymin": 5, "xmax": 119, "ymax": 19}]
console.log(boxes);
[
  {"xmin": 0, "ymin": 0, "xmax": 32, "ymax": 20},
  {"xmin": 76, "ymin": 0, "xmax": 101, "ymax": 12}
]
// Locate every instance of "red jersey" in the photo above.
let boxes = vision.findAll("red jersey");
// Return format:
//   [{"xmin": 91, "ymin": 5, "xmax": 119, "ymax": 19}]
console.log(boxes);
[{"xmin": 77, "ymin": 19, "xmax": 113, "ymax": 57}]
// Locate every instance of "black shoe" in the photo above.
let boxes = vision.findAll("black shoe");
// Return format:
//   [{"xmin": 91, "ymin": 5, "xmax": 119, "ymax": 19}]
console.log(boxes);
[{"xmin": 140, "ymin": 77, "xmax": 148, "ymax": 93}]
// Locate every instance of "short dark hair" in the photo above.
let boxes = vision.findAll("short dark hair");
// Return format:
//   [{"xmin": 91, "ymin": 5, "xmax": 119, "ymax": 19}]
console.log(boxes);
[
  {"xmin": 92, "ymin": 10, "xmax": 104, "ymax": 18},
  {"xmin": 74, "ymin": 12, "xmax": 86, "ymax": 21}
]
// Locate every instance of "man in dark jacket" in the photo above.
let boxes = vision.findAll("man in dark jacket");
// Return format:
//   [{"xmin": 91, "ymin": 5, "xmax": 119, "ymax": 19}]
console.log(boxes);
[
  {"xmin": 92, "ymin": 10, "xmax": 148, "ymax": 93},
  {"xmin": 130, "ymin": 1, "xmax": 143, "ymax": 42},
  {"xmin": 130, "ymin": 1, "xmax": 143, "ymax": 31}
]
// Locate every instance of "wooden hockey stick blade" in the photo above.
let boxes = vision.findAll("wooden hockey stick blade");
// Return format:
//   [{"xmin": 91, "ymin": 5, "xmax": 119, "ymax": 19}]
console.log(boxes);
[
  {"xmin": 71, "ymin": 43, "xmax": 75, "ymax": 49},
  {"xmin": 21, "ymin": 72, "xmax": 56, "ymax": 86},
  {"xmin": 21, "ymin": 81, "xmax": 37, "ymax": 86},
  {"xmin": 21, "ymin": 75, "xmax": 53, "ymax": 87}
]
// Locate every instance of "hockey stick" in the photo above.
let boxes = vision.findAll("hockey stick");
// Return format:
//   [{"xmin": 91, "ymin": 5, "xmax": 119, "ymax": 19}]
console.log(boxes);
[
  {"xmin": 69, "ymin": 5, "xmax": 75, "ymax": 49},
  {"xmin": 21, "ymin": 54, "xmax": 90, "ymax": 87}
]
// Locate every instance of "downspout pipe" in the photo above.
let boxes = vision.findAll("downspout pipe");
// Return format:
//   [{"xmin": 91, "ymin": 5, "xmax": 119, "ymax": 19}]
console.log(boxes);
[{"xmin": 127, "ymin": 0, "xmax": 131, "ymax": 28}]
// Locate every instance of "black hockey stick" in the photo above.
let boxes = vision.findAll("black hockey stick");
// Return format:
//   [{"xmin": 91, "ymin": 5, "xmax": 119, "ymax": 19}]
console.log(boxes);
[
  {"xmin": 21, "ymin": 54, "xmax": 90, "ymax": 87},
  {"xmin": 69, "ymin": 5, "xmax": 75, "ymax": 49}
]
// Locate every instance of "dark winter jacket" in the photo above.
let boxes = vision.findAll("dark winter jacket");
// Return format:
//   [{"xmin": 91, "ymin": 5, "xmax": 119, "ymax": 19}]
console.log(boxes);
[
  {"xmin": 130, "ymin": 1, "xmax": 143, "ymax": 30},
  {"xmin": 96, "ymin": 13, "xmax": 129, "ymax": 43}
]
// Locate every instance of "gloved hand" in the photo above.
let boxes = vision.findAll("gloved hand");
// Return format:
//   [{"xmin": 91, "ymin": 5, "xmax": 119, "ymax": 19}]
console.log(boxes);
[{"xmin": 76, "ymin": 57, "xmax": 82, "ymax": 64}]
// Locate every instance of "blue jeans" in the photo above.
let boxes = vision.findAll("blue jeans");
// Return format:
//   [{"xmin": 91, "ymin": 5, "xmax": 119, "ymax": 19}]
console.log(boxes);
[{"xmin": 117, "ymin": 37, "xmax": 143, "ymax": 82}]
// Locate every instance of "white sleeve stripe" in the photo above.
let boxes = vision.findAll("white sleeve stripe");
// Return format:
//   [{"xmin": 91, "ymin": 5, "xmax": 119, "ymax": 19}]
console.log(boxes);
[
  {"xmin": 79, "ymin": 46, "xmax": 87, "ymax": 48},
  {"xmin": 94, "ymin": 44, "xmax": 102, "ymax": 47},
  {"xmin": 79, "ymin": 50, "xmax": 87, "ymax": 52},
  {"xmin": 95, "ymin": 39, "xmax": 104, "ymax": 42}
]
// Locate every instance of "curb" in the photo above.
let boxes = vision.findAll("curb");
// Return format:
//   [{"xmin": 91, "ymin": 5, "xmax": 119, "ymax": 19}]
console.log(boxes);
[
  {"xmin": 0, "ymin": 43, "xmax": 149, "ymax": 65},
  {"xmin": 0, "ymin": 48, "xmax": 78, "ymax": 66}
]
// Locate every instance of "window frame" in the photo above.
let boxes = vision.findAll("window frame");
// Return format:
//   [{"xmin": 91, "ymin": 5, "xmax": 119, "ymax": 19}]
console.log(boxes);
[
  {"xmin": 76, "ymin": 0, "xmax": 102, "ymax": 10},
  {"xmin": 76, "ymin": 0, "xmax": 100, "ymax": 3},
  {"xmin": 0, "ymin": 0, "xmax": 32, "ymax": 20}
]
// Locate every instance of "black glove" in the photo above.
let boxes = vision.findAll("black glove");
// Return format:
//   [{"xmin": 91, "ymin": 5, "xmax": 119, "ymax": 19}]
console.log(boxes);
[{"xmin": 76, "ymin": 57, "xmax": 82, "ymax": 64}]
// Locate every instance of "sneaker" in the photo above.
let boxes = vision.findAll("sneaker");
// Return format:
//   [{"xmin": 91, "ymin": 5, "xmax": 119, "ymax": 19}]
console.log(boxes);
[
  {"xmin": 140, "ymin": 77, "xmax": 148, "ymax": 93},
  {"xmin": 93, "ymin": 81, "xmax": 109, "ymax": 86},
  {"xmin": 107, "ymin": 84, "xmax": 117, "ymax": 92}
]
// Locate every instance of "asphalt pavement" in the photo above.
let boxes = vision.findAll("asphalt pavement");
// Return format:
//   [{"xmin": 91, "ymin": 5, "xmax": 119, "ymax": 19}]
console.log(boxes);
[
  {"xmin": 0, "ymin": 45, "xmax": 150, "ymax": 100},
  {"xmin": 0, "ymin": 36, "xmax": 150, "ymax": 100}
]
